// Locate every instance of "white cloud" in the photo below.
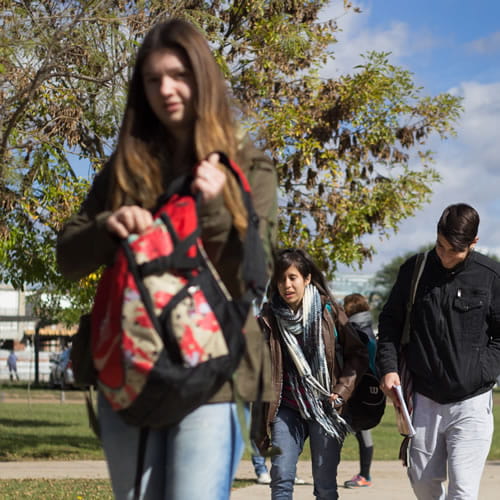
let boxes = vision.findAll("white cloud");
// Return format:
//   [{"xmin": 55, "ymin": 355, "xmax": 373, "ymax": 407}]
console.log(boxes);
[
  {"xmin": 467, "ymin": 31, "xmax": 500, "ymax": 54},
  {"xmin": 451, "ymin": 81, "xmax": 500, "ymax": 159},
  {"xmin": 319, "ymin": 1, "xmax": 440, "ymax": 77}
]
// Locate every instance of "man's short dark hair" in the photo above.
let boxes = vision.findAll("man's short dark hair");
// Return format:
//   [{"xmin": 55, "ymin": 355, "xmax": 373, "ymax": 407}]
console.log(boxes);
[{"xmin": 437, "ymin": 203, "xmax": 479, "ymax": 251}]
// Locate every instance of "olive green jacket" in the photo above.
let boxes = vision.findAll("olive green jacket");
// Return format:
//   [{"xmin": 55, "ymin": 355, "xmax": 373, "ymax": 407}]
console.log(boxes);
[{"xmin": 56, "ymin": 140, "xmax": 277, "ymax": 403}]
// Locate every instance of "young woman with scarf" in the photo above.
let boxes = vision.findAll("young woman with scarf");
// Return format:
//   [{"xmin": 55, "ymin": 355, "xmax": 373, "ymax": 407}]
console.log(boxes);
[{"xmin": 255, "ymin": 248, "xmax": 368, "ymax": 499}]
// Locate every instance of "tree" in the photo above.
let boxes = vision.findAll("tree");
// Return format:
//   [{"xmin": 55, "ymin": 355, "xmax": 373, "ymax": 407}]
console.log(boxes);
[
  {"xmin": 373, "ymin": 243, "xmax": 433, "ymax": 295},
  {"xmin": 0, "ymin": 1, "xmax": 462, "ymax": 323},
  {"xmin": 369, "ymin": 243, "xmax": 433, "ymax": 321}
]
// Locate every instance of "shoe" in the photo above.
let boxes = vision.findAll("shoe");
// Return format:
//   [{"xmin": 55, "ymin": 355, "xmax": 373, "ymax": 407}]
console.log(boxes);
[
  {"xmin": 344, "ymin": 474, "xmax": 372, "ymax": 488},
  {"xmin": 294, "ymin": 476, "xmax": 305, "ymax": 485},
  {"xmin": 256, "ymin": 472, "xmax": 271, "ymax": 484}
]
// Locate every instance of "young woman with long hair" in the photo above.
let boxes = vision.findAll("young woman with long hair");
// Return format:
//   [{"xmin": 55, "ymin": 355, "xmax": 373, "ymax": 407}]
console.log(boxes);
[
  {"xmin": 255, "ymin": 248, "xmax": 368, "ymax": 499},
  {"xmin": 57, "ymin": 18, "xmax": 277, "ymax": 500}
]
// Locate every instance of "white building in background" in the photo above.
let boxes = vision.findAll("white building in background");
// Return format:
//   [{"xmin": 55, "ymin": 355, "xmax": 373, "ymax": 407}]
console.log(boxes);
[
  {"xmin": 330, "ymin": 272, "xmax": 376, "ymax": 301},
  {"xmin": 0, "ymin": 284, "xmax": 36, "ymax": 344},
  {"xmin": 0, "ymin": 284, "xmax": 75, "ymax": 382},
  {"xmin": 0, "ymin": 284, "xmax": 43, "ymax": 380}
]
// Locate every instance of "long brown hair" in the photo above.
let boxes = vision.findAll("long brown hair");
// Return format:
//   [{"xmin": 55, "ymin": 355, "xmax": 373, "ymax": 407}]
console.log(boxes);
[{"xmin": 110, "ymin": 19, "xmax": 247, "ymax": 235}]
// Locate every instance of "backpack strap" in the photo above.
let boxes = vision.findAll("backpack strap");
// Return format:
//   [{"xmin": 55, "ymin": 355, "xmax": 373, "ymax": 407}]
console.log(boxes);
[
  {"xmin": 133, "ymin": 428, "xmax": 149, "ymax": 500},
  {"xmin": 154, "ymin": 152, "xmax": 268, "ymax": 304},
  {"xmin": 216, "ymin": 152, "xmax": 268, "ymax": 302},
  {"xmin": 84, "ymin": 387, "xmax": 100, "ymax": 439},
  {"xmin": 326, "ymin": 302, "xmax": 345, "ymax": 374},
  {"xmin": 155, "ymin": 175, "xmax": 193, "ymax": 209},
  {"xmin": 401, "ymin": 251, "xmax": 428, "ymax": 346}
]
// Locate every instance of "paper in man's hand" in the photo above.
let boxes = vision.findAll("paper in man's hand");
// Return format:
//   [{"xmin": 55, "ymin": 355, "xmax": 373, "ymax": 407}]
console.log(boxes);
[{"xmin": 392, "ymin": 385, "xmax": 416, "ymax": 437}]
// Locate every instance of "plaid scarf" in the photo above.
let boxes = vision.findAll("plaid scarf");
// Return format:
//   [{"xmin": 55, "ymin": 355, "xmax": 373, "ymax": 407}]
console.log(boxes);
[{"xmin": 271, "ymin": 284, "xmax": 349, "ymax": 442}]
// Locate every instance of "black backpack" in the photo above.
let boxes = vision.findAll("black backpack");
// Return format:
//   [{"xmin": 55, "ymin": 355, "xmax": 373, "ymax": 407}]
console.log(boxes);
[{"xmin": 341, "ymin": 325, "xmax": 386, "ymax": 432}]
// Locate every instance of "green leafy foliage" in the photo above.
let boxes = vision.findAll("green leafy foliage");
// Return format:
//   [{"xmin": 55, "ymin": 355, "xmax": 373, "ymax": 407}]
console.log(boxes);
[{"xmin": 0, "ymin": 1, "xmax": 462, "ymax": 321}]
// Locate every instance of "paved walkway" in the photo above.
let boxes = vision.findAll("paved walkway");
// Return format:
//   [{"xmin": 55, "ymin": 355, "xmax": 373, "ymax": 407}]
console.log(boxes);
[
  {"xmin": 0, "ymin": 459, "xmax": 499, "ymax": 498},
  {"xmin": 232, "ymin": 460, "xmax": 500, "ymax": 499}
]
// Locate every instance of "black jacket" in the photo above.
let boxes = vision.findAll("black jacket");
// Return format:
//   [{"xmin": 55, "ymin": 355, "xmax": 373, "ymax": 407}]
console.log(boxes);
[{"xmin": 377, "ymin": 248, "xmax": 500, "ymax": 403}]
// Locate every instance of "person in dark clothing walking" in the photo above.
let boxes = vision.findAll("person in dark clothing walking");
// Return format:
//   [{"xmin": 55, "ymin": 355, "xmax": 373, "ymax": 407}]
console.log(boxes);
[
  {"xmin": 342, "ymin": 293, "xmax": 375, "ymax": 489},
  {"xmin": 377, "ymin": 203, "xmax": 500, "ymax": 499}
]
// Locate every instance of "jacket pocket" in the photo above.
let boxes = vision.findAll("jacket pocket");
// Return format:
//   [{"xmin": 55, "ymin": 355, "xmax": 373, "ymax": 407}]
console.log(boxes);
[{"xmin": 453, "ymin": 288, "xmax": 488, "ymax": 342}]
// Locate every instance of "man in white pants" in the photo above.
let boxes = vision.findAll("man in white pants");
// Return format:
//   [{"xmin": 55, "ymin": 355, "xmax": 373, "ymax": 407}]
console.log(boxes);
[{"xmin": 377, "ymin": 203, "xmax": 500, "ymax": 499}]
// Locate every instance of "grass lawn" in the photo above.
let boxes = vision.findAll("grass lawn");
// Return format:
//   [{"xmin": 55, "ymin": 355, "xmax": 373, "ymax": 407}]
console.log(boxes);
[
  {"xmin": 0, "ymin": 394, "xmax": 103, "ymax": 461},
  {"xmin": 1, "ymin": 385, "xmax": 500, "ymax": 461},
  {"xmin": 0, "ymin": 478, "xmax": 255, "ymax": 499},
  {"xmin": 0, "ymin": 479, "xmax": 113, "ymax": 499}
]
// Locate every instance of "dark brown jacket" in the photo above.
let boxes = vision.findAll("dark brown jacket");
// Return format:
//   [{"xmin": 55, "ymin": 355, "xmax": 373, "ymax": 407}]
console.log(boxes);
[
  {"xmin": 254, "ymin": 297, "xmax": 368, "ymax": 453},
  {"xmin": 56, "ymin": 139, "xmax": 277, "ymax": 403}
]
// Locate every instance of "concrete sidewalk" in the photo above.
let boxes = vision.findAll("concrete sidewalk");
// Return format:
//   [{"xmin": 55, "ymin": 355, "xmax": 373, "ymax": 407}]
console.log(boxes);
[
  {"xmin": 0, "ymin": 459, "xmax": 498, "ymax": 498},
  {"xmin": 232, "ymin": 460, "xmax": 500, "ymax": 499}
]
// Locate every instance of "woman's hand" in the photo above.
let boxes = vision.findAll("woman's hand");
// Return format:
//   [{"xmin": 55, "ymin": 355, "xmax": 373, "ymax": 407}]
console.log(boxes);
[
  {"xmin": 191, "ymin": 153, "xmax": 226, "ymax": 203},
  {"xmin": 330, "ymin": 393, "xmax": 344, "ymax": 409},
  {"xmin": 105, "ymin": 205, "xmax": 154, "ymax": 239},
  {"xmin": 380, "ymin": 371, "xmax": 401, "ymax": 407}
]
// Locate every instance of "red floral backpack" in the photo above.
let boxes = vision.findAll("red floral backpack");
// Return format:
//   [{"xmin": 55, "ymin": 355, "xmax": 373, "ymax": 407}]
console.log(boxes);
[{"xmin": 90, "ymin": 153, "xmax": 267, "ymax": 428}]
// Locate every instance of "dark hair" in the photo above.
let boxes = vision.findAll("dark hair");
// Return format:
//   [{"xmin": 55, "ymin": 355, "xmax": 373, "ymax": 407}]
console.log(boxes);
[
  {"xmin": 437, "ymin": 203, "xmax": 479, "ymax": 251},
  {"xmin": 343, "ymin": 293, "xmax": 370, "ymax": 317},
  {"xmin": 270, "ymin": 248, "xmax": 333, "ymax": 302}
]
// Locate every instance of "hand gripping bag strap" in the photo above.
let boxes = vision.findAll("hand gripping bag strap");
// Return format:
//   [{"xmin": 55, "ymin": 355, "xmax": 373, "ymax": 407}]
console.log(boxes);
[
  {"xmin": 120, "ymin": 152, "xmax": 267, "ymax": 359},
  {"xmin": 156, "ymin": 151, "xmax": 267, "ymax": 302}
]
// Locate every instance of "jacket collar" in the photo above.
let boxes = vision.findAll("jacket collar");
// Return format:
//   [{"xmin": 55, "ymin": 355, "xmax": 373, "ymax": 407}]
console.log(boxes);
[{"xmin": 430, "ymin": 247, "xmax": 475, "ymax": 277}]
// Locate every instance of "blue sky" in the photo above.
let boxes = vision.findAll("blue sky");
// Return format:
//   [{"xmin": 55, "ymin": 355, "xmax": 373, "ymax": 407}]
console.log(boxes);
[{"xmin": 320, "ymin": 1, "xmax": 500, "ymax": 274}]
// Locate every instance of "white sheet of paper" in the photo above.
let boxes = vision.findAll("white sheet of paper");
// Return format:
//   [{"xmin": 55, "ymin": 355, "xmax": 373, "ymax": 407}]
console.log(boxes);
[{"xmin": 392, "ymin": 384, "xmax": 416, "ymax": 437}]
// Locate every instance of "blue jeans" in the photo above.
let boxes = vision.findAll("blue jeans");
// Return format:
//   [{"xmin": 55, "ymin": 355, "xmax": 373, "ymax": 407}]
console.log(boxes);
[
  {"xmin": 252, "ymin": 453, "xmax": 269, "ymax": 475},
  {"xmin": 270, "ymin": 406, "xmax": 343, "ymax": 499},
  {"xmin": 98, "ymin": 393, "xmax": 245, "ymax": 500}
]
